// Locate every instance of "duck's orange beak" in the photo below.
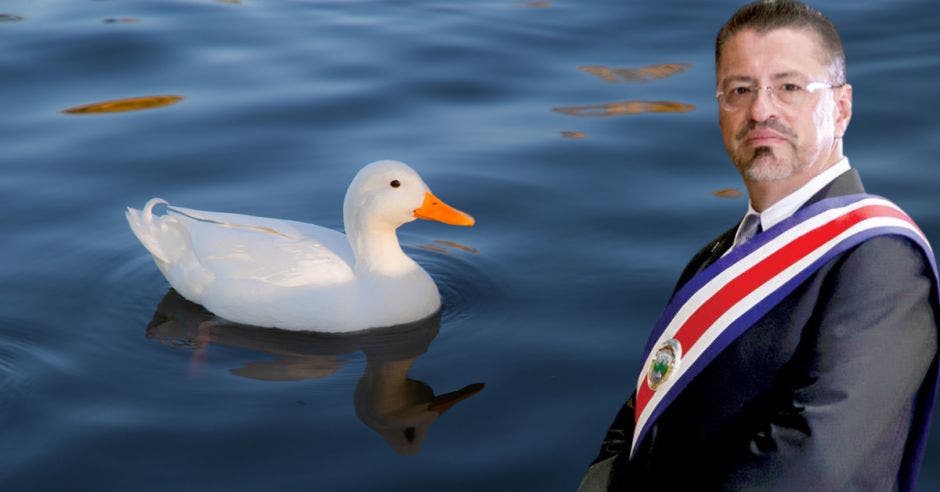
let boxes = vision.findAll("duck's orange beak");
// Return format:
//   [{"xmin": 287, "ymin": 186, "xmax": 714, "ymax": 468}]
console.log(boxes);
[{"xmin": 413, "ymin": 191, "xmax": 475, "ymax": 226}]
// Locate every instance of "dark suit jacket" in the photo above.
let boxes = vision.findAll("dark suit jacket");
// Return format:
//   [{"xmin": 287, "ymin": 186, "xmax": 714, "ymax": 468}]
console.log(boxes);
[{"xmin": 592, "ymin": 169, "xmax": 938, "ymax": 491}]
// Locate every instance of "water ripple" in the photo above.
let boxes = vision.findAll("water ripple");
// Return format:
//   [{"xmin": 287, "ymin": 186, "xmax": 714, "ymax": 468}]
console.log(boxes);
[{"xmin": 406, "ymin": 241, "xmax": 503, "ymax": 328}]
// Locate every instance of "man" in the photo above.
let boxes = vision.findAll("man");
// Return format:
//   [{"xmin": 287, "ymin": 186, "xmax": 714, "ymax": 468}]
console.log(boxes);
[{"xmin": 580, "ymin": 1, "xmax": 939, "ymax": 490}]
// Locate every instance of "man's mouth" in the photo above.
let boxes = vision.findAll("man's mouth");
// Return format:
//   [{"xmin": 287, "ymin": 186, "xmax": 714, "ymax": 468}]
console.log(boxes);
[{"xmin": 746, "ymin": 130, "xmax": 787, "ymax": 144}]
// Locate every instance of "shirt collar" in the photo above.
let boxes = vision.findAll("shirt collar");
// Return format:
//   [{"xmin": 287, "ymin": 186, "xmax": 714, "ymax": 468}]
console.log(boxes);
[
  {"xmin": 746, "ymin": 157, "xmax": 851, "ymax": 231},
  {"xmin": 731, "ymin": 157, "xmax": 851, "ymax": 249}
]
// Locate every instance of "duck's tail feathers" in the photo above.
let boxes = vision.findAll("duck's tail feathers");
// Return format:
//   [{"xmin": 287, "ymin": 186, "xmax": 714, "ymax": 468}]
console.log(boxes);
[{"xmin": 125, "ymin": 198, "xmax": 173, "ymax": 264}]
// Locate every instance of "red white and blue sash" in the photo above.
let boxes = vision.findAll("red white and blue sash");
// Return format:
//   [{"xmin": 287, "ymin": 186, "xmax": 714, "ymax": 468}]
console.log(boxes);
[{"xmin": 630, "ymin": 193, "xmax": 938, "ymax": 466}]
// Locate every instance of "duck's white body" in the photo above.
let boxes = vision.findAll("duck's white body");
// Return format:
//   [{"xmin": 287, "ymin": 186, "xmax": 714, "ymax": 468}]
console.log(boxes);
[{"xmin": 125, "ymin": 160, "xmax": 474, "ymax": 332}]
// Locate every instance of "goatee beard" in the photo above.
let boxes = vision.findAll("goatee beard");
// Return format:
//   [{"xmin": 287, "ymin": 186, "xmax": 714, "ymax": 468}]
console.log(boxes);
[
  {"xmin": 735, "ymin": 146, "xmax": 799, "ymax": 182},
  {"xmin": 732, "ymin": 119, "xmax": 803, "ymax": 182}
]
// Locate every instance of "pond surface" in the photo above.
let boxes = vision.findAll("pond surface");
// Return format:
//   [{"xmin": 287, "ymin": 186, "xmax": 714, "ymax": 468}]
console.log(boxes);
[{"xmin": 2, "ymin": 1, "xmax": 939, "ymax": 490}]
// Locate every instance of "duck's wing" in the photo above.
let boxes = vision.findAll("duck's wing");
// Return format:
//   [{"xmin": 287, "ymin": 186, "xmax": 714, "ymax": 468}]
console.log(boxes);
[{"xmin": 166, "ymin": 205, "xmax": 357, "ymax": 288}]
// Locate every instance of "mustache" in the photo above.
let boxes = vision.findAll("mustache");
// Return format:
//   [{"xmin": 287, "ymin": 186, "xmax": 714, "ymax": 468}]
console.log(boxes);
[{"xmin": 736, "ymin": 120, "xmax": 795, "ymax": 141}]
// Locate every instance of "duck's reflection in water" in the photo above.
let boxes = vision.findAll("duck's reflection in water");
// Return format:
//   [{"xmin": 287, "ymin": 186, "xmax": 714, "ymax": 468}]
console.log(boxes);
[{"xmin": 145, "ymin": 289, "xmax": 484, "ymax": 455}]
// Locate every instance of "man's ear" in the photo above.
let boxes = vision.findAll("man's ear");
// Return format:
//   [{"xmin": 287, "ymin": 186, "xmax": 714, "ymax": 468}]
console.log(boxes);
[{"xmin": 834, "ymin": 84, "xmax": 853, "ymax": 139}]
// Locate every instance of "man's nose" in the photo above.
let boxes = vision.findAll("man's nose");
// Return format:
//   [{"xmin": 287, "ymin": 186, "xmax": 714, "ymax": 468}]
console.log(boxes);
[{"xmin": 746, "ymin": 87, "xmax": 779, "ymax": 121}]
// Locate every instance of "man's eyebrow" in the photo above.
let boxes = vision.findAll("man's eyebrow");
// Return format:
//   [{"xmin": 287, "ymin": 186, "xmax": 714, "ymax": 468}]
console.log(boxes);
[
  {"xmin": 771, "ymin": 71, "xmax": 805, "ymax": 80},
  {"xmin": 719, "ymin": 71, "xmax": 809, "ymax": 87},
  {"xmin": 719, "ymin": 75, "xmax": 755, "ymax": 85}
]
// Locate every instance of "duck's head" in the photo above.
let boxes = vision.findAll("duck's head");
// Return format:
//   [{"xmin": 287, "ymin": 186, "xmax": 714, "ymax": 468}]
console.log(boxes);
[{"xmin": 343, "ymin": 160, "xmax": 475, "ymax": 232}]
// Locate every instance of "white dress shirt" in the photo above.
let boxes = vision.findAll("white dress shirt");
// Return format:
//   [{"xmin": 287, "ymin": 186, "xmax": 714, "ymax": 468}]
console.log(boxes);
[{"xmin": 728, "ymin": 157, "xmax": 852, "ymax": 252}]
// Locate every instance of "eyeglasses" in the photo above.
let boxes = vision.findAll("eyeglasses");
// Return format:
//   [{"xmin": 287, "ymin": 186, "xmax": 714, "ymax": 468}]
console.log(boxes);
[{"xmin": 716, "ymin": 81, "xmax": 842, "ymax": 111}]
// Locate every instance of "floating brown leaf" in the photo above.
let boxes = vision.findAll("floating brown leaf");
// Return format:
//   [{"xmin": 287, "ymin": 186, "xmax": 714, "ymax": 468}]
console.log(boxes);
[
  {"xmin": 712, "ymin": 188, "xmax": 743, "ymax": 199},
  {"xmin": 417, "ymin": 240, "xmax": 479, "ymax": 256},
  {"xmin": 561, "ymin": 131, "xmax": 587, "ymax": 139},
  {"xmin": 578, "ymin": 65, "xmax": 619, "ymax": 82},
  {"xmin": 578, "ymin": 63, "xmax": 691, "ymax": 83},
  {"xmin": 552, "ymin": 100, "xmax": 694, "ymax": 117},
  {"xmin": 434, "ymin": 240, "xmax": 479, "ymax": 254},
  {"xmin": 62, "ymin": 95, "xmax": 184, "ymax": 115},
  {"xmin": 519, "ymin": 1, "xmax": 553, "ymax": 8},
  {"xmin": 416, "ymin": 244, "xmax": 449, "ymax": 254}
]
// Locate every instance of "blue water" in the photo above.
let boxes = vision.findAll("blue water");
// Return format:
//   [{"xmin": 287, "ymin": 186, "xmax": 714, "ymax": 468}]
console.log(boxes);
[{"xmin": 2, "ymin": 1, "xmax": 939, "ymax": 490}]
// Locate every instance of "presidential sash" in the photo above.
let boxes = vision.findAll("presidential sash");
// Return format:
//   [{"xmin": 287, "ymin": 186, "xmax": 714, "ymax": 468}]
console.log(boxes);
[{"xmin": 630, "ymin": 193, "xmax": 939, "ymax": 476}]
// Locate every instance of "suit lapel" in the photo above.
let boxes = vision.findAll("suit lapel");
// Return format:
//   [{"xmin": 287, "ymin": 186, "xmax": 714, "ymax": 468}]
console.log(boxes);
[{"xmin": 806, "ymin": 167, "xmax": 864, "ymax": 204}]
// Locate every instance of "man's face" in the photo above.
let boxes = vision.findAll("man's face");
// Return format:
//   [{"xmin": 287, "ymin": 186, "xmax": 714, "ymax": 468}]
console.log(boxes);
[{"xmin": 717, "ymin": 28, "xmax": 849, "ymax": 183}]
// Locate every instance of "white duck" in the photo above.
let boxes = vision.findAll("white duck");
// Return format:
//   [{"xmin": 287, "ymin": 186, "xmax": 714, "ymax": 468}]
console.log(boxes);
[{"xmin": 125, "ymin": 160, "xmax": 474, "ymax": 332}]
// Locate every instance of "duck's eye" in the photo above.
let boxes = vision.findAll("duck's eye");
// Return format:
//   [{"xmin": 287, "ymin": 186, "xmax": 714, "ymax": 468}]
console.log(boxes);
[{"xmin": 390, "ymin": 180, "xmax": 401, "ymax": 188}]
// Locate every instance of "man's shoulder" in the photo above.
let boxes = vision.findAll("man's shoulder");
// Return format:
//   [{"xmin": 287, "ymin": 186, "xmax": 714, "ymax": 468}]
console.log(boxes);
[
  {"xmin": 812, "ymin": 192, "xmax": 934, "ymax": 284},
  {"xmin": 828, "ymin": 233, "xmax": 933, "ymax": 282}
]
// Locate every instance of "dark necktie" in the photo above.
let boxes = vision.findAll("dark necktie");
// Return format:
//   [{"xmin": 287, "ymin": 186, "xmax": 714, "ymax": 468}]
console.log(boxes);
[{"xmin": 736, "ymin": 213, "xmax": 763, "ymax": 247}]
